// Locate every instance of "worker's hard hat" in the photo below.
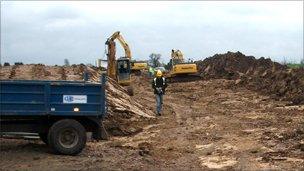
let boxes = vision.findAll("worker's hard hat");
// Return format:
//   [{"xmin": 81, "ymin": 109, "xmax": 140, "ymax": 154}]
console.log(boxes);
[{"xmin": 156, "ymin": 70, "xmax": 162, "ymax": 77}]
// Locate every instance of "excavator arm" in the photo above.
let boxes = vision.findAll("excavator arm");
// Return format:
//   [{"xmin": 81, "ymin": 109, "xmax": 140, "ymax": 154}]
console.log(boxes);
[
  {"xmin": 171, "ymin": 49, "xmax": 184, "ymax": 63},
  {"xmin": 105, "ymin": 31, "xmax": 132, "ymax": 86},
  {"xmin": 107, "ymin": 31, "xmax": 131, "ymax": 59}
]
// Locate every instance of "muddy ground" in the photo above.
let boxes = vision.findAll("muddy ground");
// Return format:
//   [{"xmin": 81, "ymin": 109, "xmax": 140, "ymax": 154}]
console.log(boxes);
[{"xmin": 1, "ymin": 74, "xmax": 303, "ymax": 170}]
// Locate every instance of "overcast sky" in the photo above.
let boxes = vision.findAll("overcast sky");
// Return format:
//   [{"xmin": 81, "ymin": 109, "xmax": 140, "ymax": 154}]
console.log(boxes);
[{"xmin": 1, "ymin": 1, "xmax": 303, "ymax": 65}]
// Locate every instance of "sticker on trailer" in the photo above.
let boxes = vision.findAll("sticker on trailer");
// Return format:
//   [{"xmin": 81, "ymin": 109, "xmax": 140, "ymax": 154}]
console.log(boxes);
[{"xmin": 63, "ymin": 95, "xmax": 87, "ymax": 104}]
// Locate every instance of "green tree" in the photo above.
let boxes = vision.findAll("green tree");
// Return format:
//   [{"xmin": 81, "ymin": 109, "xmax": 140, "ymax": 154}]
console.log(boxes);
[
  {"xmin": 149, "ymin": 53, "xmax": 161, "ymax": 67},
  {"xmin": 64, "ymin": 59, "xmax": 70, "ymax": 66}
]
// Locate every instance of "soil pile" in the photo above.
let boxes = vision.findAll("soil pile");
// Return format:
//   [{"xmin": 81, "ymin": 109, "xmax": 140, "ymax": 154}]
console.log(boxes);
[
  {"xmin": 239, "ymin": 67, "xmax": 304, "ymax": 105},
  {"xmin": 196, "ymin": 51, "xmax": 286, "ymax": 79},
  {"xmin": 196, "ymin": 51, "xmax": 304, "ymax": 104},
  {"xmin": 0, "ymin": 64, "xmax": 155, "ymax": 136},
  {"xmin": 86, "ymin": 66, "xmax": 155, "ymax": 136}
]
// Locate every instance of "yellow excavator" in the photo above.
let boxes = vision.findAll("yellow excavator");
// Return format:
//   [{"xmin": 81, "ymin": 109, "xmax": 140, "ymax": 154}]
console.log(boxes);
[
  {"xmin": 131, "ymin": 60, "xmax": 148, "ymax": 75},
  {"xmin": 165, "ymin": 49, "xmax": 200, "ymax": 82},
  {"xmin": 105, "ymin": 31, "xmax": 133, "ymax": 95}
]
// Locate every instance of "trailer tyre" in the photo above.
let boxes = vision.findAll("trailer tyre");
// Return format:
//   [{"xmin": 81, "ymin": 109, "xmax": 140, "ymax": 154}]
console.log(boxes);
[{"xmin": 48, "ymin": 119, "xmax": 86, "ymax": 155}]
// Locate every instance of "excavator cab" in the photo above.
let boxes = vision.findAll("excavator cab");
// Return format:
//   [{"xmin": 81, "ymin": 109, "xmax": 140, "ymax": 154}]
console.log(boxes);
[{"xmin": 116, "ymin": 58, "xmax": 131, "ymax": 86}]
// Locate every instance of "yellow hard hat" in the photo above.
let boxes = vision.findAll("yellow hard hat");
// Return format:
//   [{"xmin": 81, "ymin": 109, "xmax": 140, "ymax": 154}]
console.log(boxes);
[{"xmin": 156, "ymin": 70, "xmax": 162, "ymax": 77}]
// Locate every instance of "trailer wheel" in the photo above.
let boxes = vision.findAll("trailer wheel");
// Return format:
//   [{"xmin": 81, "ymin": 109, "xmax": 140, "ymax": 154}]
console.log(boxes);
[
  {"xmin": 39, "ymin": 133, "xmax": 48, "ymax": 145},
  {"xmin": 48, "ymin": 119, "xmax": 86, "ymax": 155}
]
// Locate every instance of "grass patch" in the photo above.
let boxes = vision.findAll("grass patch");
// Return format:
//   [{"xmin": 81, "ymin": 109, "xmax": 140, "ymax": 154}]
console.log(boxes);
[{"xmin": 287, "ymin": 63, "xmax": 304, "ymax": 69}]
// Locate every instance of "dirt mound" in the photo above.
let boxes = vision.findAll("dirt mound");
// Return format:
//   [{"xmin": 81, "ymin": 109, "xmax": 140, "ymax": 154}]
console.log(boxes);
[
  {"xmin": 196, "ymin": 51, "xmax": 286, "ymax": 79},
  {"xmin": 197, "ymin": 51, "xmax": 304, "ymax": 104},
  {"xmin": 31, "ymin": 64, "xmax": 51, "ymax": 79},
  {"xmin": 86, "ymin": 67, "xmax": 155, "ymax": 135},
  {"xmin": 238, "ymin": 68, "xmax": 304, "ymax": 105},
  {"xmin": 0, "ymin": 64, "xmax": 155, "ymax": 136}
]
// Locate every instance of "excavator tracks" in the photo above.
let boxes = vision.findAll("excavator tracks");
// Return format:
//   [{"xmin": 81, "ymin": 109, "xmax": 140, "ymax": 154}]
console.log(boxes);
[{"xmin": 166, "ymin": 74, "xmax": 202, "ymax": 83}]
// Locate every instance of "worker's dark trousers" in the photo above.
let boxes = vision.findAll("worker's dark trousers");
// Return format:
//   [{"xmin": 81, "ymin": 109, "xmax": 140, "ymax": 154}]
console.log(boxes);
[{"xmin": 156, "ymin": 94, "xmax": 163, "ymax": 114}]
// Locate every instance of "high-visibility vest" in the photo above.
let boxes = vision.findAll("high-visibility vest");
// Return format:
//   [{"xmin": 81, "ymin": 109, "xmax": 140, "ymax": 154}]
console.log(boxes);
[{"xmin": 153, "ymin": 77, "xmax": 165, "ymax": 86}]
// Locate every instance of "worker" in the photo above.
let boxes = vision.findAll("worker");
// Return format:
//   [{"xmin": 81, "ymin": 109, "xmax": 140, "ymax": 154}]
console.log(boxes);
[
  {"xmin": 151, "ymin": 70, "xmax": 167, "ymax": 116},
  {"xmin": 148, "ymin": 67, "xmax": 154, "ymax": 78}
]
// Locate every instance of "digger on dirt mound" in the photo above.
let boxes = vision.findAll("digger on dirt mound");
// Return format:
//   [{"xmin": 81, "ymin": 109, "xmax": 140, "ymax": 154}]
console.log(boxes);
[{"xmin": 151, "ymin": 70, "xmax": 168, "ymax": 116}]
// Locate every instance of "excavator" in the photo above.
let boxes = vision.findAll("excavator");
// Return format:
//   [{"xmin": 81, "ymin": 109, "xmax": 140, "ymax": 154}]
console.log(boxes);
[
  {"xmin": 105, "ymin": 31, "xmax": 133, "ymax": 95},
  {"xmin": 130, "ymin": 60, "xmax": 148, "ymax": 75},
  {"xmin": 165, "ymin": 49, "xmax": 200, "ymax": 82}
]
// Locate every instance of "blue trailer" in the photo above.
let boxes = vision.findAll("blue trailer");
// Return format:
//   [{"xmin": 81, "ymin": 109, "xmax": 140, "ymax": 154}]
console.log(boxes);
[{"xmin": 0, "ymin": 74, "xmax": 107, "ymax": 155}]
